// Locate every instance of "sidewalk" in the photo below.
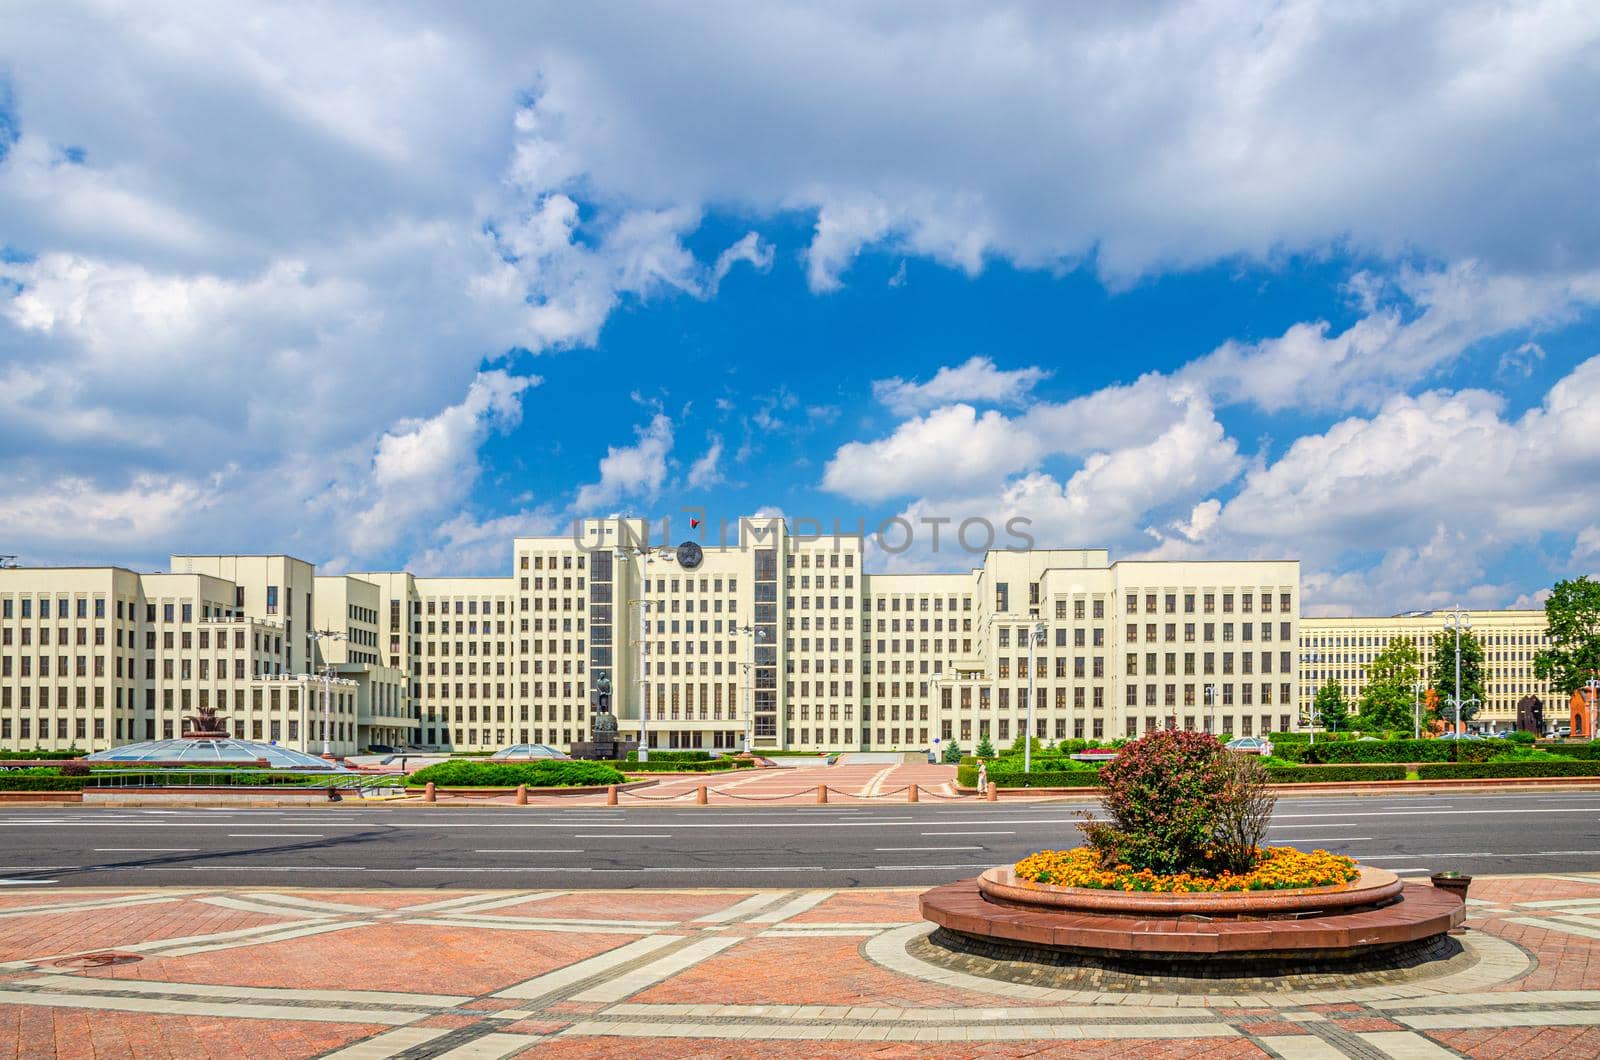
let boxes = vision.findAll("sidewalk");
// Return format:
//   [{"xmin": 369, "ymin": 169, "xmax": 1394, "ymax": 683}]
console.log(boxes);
[{"xmin": 0, "ymin": 872, "xmax": 1593, "ymax": 1057}]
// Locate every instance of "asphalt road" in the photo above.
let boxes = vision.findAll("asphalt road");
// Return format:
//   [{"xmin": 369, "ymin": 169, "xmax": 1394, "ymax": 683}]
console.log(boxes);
[{"xmin": 0, "ymin": 791, "xmax": 1598, "ymax": 888}]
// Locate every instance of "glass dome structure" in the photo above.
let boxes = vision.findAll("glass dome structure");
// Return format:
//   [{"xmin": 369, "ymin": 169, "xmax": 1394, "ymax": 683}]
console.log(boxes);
[
  {"xmin": 490, "ymin": 744, "xmax": 570, "ymax": 760},
  {"xmin": 84, "ymin": 738, "xmax": 344, "ymax": 771}
]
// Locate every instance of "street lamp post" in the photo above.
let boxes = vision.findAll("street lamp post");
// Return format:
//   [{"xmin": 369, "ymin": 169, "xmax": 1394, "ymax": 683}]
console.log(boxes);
[
  {"xmin": 1300, "ymin": 651, "xmax": 1321, "ymax": 745},
  {"xmin": 1413, "ymin": 679, "xmax": 1425, "ymax": 740},
  {"xmin": 615, "ymin": 543, "xmax": 680, "ymax": 764},
  {"xmin": 1205, "ymin": 684, "xmax": 1217, "ymax": 737},
  {"xmin": 1587, "ymin": 676, "xmax": 1600, "ymax": 743},
  {"xmin": 735, "ymin": 624, "xmax": 767, "ymax": 754},
  {"xmin": 307, "ymin": 629, "xmax": 348, "ymax": 757},
  {"xmin": 1444, "ymin": 608, "xmax": 1471, "ymax": 736},
  {"xmin": 1025, "ymin": 621, "xmax": 1044, "ymax": 774}
]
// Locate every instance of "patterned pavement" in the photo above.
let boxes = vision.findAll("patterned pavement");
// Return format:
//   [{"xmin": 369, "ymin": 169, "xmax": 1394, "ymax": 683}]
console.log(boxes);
[
  {"xmin": 0, "ymin": 874, "xmax": 1597, "ymax": 1057},
  {"xmin": 442, "ymin": 761, "xmax": 969, "ymax": 806}
]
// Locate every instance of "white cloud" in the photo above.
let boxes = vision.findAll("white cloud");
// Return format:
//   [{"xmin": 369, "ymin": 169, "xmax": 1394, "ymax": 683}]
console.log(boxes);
[
  {"xmin": 686, "ymin": 434, "xmax": 725, "ymax": 490},
  {"xmin": 1142, "ymin": 356, "xmax": 1600, "ymax": 611},
  {"xmin": 710, "ymin": 232, "xmax": 774, "ymax": 292},
  {"xmin": 1181, "ymin": 263, "xmax": 1600, "ymax": 413},
  {"xmin": 822, "ymin": 404, "xmax": 1039, "ymax": 502},
  {"xmin": 341, "ymin": 370, "xmax": 539, "ymax": 556},
  {"xmin": 873, "ymin": 356, "xmax": 1050, "ymax": 416},
  {"xmin": 1499, "ymin": 341, "xmax": 1546, "ymax": 380},
  {"xmin": 574, "ymin": 413, "xmax": 675, "ymax": 511}
]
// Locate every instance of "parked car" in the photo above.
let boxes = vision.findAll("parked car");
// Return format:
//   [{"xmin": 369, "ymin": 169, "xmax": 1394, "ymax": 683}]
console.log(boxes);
[
  {"xmin": 1224, "ymin": 736, "xmax": 1273, "ymax": 755},
  {"xmin": 1556, "ymin": 725, "xmax": 1573, "ymax": 738}
]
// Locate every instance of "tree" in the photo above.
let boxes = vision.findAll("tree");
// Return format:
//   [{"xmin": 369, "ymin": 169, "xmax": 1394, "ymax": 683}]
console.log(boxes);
[
  {"xmin": 940, "ymin": 741, "xmax": 963, "ymax": 764},
  {"xmin": 974, "ymin": 735, "xmax": 997, "ymax": 760},
  {"xmin": 1359, "ymin": 636, "xmax": 1420, "ymax": 731},
  {"xmin": 1430, "ymin": 627, "xmax": 1486, "ymax": 724},
  {"xmin": 1534, "ymin": 576, "xmax": 1600, "ymax": 695},
  {"xmin": 1312, "ymin": 680, "xmax": 1349, "ymax": 732}
]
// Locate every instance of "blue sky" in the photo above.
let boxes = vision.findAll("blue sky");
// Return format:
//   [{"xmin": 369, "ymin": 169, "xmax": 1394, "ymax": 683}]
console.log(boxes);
[{"xmin": 1, "ymin": 3, "xmax": 1598, "ymax": 615}]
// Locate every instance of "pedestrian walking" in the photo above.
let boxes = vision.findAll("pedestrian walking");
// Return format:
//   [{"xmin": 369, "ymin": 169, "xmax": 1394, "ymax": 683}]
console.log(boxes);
[{"xmin": 977, "ymin": 760, "xmax": 988, "ymax": 795}]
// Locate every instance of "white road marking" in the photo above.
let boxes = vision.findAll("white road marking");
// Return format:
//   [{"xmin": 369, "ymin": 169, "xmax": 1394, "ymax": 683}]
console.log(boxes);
[
  {"xmin": 874, "ymin": 846, "xmax": 983, "ymax": 852},
  {"xmin": 574, "ymin": 833, "xmax": 670, "ymax": 839},
  {"xmin": 226, "ymin": 833, "xmax": 324, "ymax": 838},
  {"xmin": 93, "ymin": 848, "xmax": 198, "ymax": 852},
  {"xmin": 474, "ymin": 849, "xmax": 583, "ymax": 854},
  {"xmin": 922, "ymin": 831, "xmax": 1014, "ymax": 836}
]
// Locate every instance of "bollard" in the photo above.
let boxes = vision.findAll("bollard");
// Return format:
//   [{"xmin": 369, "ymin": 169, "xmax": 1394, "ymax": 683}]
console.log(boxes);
[
  {"xmin": 985, "ymin": 782, "xmax": 998, "ymax": 803},
  {"xmin": 515, "ymin": 784, "xmax": 528, "ymax": 806},
  {"xmin": 423, "ymin": 781, "xmax": 436, "ymax": 804},
  {"xmin": 816, "ymin": 783, "xmax": 828, "ymax": 804},
  {"xmin": 696, "ymin": 784, "xmax": 708, "ymax": 805},
  {"xmin": 907, "ymin": 785, "xmax": 919, "ymax": 803},
  {"xmin": 606, "ymin": 784, "xmax": 619, "ymax": 806}
]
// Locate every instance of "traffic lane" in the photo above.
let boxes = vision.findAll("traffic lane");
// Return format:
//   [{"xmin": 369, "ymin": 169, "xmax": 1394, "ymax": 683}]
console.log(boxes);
[{"xmin": 0, "ymin": 792, "xmax": 1597, "ymax": 885}]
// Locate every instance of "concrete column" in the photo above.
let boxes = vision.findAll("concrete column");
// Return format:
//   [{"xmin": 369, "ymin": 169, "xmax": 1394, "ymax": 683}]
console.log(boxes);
[
  {"xmin": 816, "ymin": 783, "xmax": 828, "ymax": 804},
  {"xmin": 423, "ymin": 781, "xmax": 436, "ymax": 804},
  {"xmin": 606, "ymin": 784, "xmax": 619, "ymax": 806},
  {"xmin": 907, "ymin": 785, "xmax": 919, "ymax": 803},
  {"xmin": 985, "ymin": 782, "xmax": 998, "ymax": 803},
  {"xmin": 696, "ymin": 784, "xmax": 708, "ymax": 805},
  {"xmin": 515, "ymin": 784, "xmax": 528, "ymax": 805}
]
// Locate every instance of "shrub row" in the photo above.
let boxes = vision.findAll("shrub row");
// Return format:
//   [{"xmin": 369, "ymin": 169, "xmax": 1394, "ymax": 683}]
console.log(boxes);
[
  {"xmin": 406, "ymin": 760, "xmax": 625, "ymax": 788},
  {"xmin": 1416, "ymin": 761, "xmax": 1600, "ymax": 780},
  {"xmin": 0, "ymin": 768, "xmax": 87, "ymax": 790},
  {"xmin": 1275, "ymin": 739, "xmax": 1499, "ymax": 764},
  {"xmin": 1536, "ymin": 742, "xmax": 1600, "ymax": 759},
  {"xmin": 624, "ymin": 750, "xmax": 711, "ymax": 762},
  {"xmin": 1265, "ymin": 764, "xmax": 1407, "ymax": 783},
  {"xmin": 956, "ymin": 764, "xmax": 1100, "ymax": 788},
  {"xmin": 608, "ymin": 759, "xmax": 752, "ymax": 773},
  {"xmin": 0, "ymin": 749, "xmax": 88, "ymax": 760}
]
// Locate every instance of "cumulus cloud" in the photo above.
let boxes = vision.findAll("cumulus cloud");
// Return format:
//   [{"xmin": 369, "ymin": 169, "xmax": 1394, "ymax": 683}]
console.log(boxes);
[
  {"xmin": 574, "ymin": 413, "xmax": 675, "ymax": 511},
  {"xmin": 873, "ymin": 356, "xmax": 1050, "ymax": 416},
  {"xmin": 823, "ymin": 404, "xmax": 1040, "ymax": 502},
  {"xmin": 686, "ymin": 434, "xmax": 725, "ymax": 490}
]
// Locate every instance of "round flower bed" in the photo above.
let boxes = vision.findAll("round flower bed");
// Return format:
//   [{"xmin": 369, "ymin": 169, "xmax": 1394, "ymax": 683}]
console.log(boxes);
[{"xmin": 1013, "ymin": 845, "xmax": 1360, "ymax": 893}]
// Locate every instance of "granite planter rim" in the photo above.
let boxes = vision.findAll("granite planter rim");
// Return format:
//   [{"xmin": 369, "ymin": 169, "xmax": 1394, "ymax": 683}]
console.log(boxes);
[{"xmin": 978, "ymin": 864, "xmax": 1401, "ymax": 917}]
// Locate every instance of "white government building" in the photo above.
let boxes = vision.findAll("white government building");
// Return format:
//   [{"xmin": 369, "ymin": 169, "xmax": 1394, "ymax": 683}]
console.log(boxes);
[{"xmin": 0, "ymin": 517, "xmax": 1558, "ymax": 755}]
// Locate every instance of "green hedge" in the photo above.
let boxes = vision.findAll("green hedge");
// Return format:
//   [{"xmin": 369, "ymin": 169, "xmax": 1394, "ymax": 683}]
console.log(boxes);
[
  {"xmin": 1278, "ymin": 739, "xmax": 1499, "ymax": 765},
  {"xmin": 608, "ymin": 759, "xmax": 753, "ymax": 773},
  {"xmin": 624, "ymin": 750, "xmax": 711, "ymax": 762},
  {"xmin": 957, "ymin": 764, "xmax": 1100, "ymax": 788},
  {"xmin": 1416, "ymin": 761, "xmax": 1600, "ymax": 780},
  {"xmin": 1536, "ymin": 742, "xmax": 1600, "ymax": 759},
  {"xmin": 406, "ymin": 760, "xmax": 625, "ymax": 787},
  {"xmin": 1266, "ymin": 764, "xmax": 1407, "ymax": 783},
  {"xmin": 0, "ymin": 749, "xmax": 88, "ymax": 760},
  {"xmin": 0, "ymin": 768, "xmax": 87, "ymax": 790}
]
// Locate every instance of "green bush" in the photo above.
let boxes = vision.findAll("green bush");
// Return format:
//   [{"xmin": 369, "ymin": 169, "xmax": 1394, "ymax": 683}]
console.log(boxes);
[
  {"xmin": 1416, "ymin": 761, "xmax": 1600, "ymax": 780},
  {"xmin": 1536, "ymin": 742, "xmax": 1600, "ymax": 759},
  {"xmin": 1296, "ymin": 739, "xmax": 1497, "ymax": 764},
  {"xmin": 956, "ymin": 764, "xmax": 1100, "ymax": 788},
  {"xmin": 1081, "ymin": 730, "xmax": 1226, "ymax": 875},
  {"xmin": 608, "ymin": 759, "xmax": 749, "ymax": 773},
  {"xmin": 406, "ymin": 760, "xmax": 625, "ymax": 787},
  {"xmin": 0, "ymin": 773, "xmax": 87, "ymax": 791},
  {"xmin": 0, "ymin": 749, "xmax": 89, "ymax": 760},
  {"xmin": 1506, "ymin": 730, "xmax": 1537, "ymax": 745},
  {"xmin": 624, "ymin": 750, "xmax": 711, "ymax": 762},
  {"xmin": 1266, "ymin": 764, "xmax": 1407, "ymax": 783}
]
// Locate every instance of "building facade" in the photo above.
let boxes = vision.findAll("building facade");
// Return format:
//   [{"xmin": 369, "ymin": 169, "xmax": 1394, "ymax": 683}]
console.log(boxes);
[
  {"xmin": 1297, "ymin": 609, "xmax": 1557, "ymax": 733},
  {"xmin": 0, "ymin": 521, "xmax": 1302, "ymax": 754}
]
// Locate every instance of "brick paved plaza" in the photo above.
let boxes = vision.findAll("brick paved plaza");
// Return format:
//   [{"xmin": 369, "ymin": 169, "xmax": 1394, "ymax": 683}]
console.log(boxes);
[{"xmin": 0, "ymin": 873, "xmax": 1595, "ymax": 1057}]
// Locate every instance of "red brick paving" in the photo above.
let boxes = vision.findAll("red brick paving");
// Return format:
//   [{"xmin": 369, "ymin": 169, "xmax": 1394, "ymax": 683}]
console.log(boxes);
[
  {"xmin": 84, "ymin": 923, "xmax": 641, "ymax": 996},
  {"xmin": 1432, "ymin": 1026, "xmax": 1600, "ymax": 1058},
  {"xmin": 0, "ymin": 900, "xmax": 291, "ymax": 962},
  {"xmin": 0, "ymin": 1007, "xmax": 386, "ymax": 1060},
  {"xmin": 630, "ymin": 935, "xmax": 1007, "ymax": 1008},
  {"xmin": 514, "ymin": 1038, "xmax": 1271, "ymax": 1059},
  {"xmin": 788, "ymin": 889, "xmax": 922, "ymax": 923},
  {"xmin": 491, "ymin": 890, "xmax": 751, "ymax": 921}
]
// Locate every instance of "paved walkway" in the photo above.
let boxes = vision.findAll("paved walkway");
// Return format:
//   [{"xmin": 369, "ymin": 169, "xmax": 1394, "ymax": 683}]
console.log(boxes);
[
  {"xmin": 0, "ymin": 873, "xmax": 1594, "ymax": 1056},
  {"xmin": 430, "ymin": 761, "xmax": 966, "ymax": 806}
]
